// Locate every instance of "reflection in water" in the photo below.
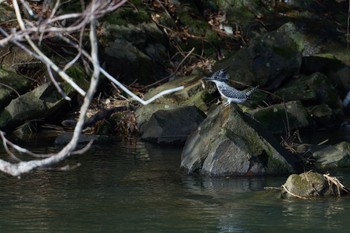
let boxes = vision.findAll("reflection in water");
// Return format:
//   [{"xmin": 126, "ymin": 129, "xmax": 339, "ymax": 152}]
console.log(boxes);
[
  {"xmin": 280, "ymin": 198, "xmax": 347, "ymax": 231},
  {"xmin": 0, "ymin": 138, "xmax": 349, "ymax": 232}
]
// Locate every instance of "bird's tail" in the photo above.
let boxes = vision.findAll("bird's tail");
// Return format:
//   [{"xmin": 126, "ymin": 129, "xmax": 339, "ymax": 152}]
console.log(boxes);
[{"xmin": 246, "ymin": 85, "xmax": 259, "ymax": 97}]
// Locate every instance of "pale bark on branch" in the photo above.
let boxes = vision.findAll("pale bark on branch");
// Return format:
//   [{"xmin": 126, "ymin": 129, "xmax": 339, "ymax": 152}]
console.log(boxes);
[{"xmin": 0, "ymin": 0, "xmax": 184, "ymax": 177}]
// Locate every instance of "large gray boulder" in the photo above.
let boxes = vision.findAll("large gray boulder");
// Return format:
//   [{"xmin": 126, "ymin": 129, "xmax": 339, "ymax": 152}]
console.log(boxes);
[
  {"xmin": 141, "ymin": 106, "xmax": 206, "ymax": 145},
  {"xmin": 181, "ymin": 105, "xmax": 301, "ymax": 176},
  {"xmin": 0, "ymin": 82, "xmax": 72, "ymax": 130},
  {"xmin": 103, "ymin": 23, "xmax": 169, "ymax": 85},
  {"xmin": 216, "ymin": 22, "xmax": 303, "ymax": 90},
  {"xmin": 275, "ymin": 72, "xmax": 343, "ymax": 127}
]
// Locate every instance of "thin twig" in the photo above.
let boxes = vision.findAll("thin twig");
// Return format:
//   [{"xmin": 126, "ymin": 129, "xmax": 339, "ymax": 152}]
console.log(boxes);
[
  {"xmin": 142, "ymin": 47, "xmax": 195, "ymax": 90},
  {"xmin": 58, "ymin": 34, "xmax": 185, "ymax": 105},
  {"xmin": 281, "ymin": 184, "xmax": 308, "ymax": 199},
  {"xmin": 0, "ymin": 82, "xmax": 20, "ymax": 97}
]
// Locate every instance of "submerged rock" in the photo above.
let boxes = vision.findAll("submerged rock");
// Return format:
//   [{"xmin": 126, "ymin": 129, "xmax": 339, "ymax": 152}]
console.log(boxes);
[
  {"xmin": 281, "ymin": 171, "xmax": 349, "ymax": 198},
  {"xmin": 181, "ymin": 105, "xmax": 302, "ymax": 176},
  {"xmin": 141, "ymin": 106, "xmax": 206, "ymax": 145}
]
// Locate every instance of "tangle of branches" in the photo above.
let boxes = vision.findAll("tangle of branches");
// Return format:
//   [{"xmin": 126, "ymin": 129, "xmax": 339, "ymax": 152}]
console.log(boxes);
[{"xmin": 0, "ymin": 0, "xmax": 184, "ymax": 177}]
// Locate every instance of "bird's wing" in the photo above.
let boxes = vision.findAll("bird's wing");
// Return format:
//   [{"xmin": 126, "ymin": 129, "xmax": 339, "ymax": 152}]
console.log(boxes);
[{"xmin": 218, "ymin": 84, "xmax": 246, "ymax": 99}]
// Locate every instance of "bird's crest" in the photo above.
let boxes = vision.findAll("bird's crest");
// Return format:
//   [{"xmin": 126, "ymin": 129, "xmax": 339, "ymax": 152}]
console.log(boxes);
[
  {"xmin": 205, "ymin": 69, "xmax": 230, "ymax": 82},
  {"xmin": 215, "ymin": 69, "xmax": 229, "ymax": 81}
]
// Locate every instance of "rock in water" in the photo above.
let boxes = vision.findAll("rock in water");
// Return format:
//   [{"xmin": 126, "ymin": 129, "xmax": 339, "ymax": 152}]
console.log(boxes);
[
  {"xmin": 281, "ymin": 172, "xmax": 349, "ymax": 198},
  {"xmin": 181, "ymin": 105, "xmax": 302, "ymax": 176}
]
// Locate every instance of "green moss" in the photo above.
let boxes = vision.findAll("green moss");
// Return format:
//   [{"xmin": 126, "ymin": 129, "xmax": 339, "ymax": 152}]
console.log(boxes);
[
  {"xmin": 0, "ymin": 69, "xmax": 9, "ymax": 77},
  {"xmin": 272, "ymin": 44, "xmax": 297, "ymax": 59},
  {"xmin": 253, "ymin": 106, "xmax": 297, "ymax": 133},
  {"xmin": 64, "ymin": 65, "xmax": 89, "ymax": 91},
  {"xmin": 338, "ymin": 155, "xmax": 350, "ymax": 168},
  {"xmin": 205, "ymin": 30, "xmax": 220, "ymax": 45},
  {"xmin": 266, "ymin": 154, "xmax": 292, "ymax": 174},
  {"xmin": 104, "ymin": 8, "xmax": 150, "ymax": 26}
]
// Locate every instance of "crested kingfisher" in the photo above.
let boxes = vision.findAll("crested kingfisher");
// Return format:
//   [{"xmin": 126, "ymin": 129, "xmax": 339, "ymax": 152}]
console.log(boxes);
[{"xmin": 203, "ymin": 69, "xmax": 258, "ymax": 106}]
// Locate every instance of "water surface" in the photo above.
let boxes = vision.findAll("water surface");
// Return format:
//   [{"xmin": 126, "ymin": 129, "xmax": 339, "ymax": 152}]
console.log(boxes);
[{"xmin": 0, "ymin": 137, "xmax": 350, "ymax": 233}]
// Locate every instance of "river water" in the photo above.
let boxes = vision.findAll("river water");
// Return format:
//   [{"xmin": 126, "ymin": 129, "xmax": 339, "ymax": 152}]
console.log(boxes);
[{"xmin": 0, "ymin": 136, "xmax": 350, "ymax": 233}]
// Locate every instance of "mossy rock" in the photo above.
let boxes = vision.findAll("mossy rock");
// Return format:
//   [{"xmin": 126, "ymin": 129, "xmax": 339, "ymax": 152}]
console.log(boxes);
[
  {"xmin": 103, "ymin": 7, "xmax": 149, "ymax": 26},
  {"xmin": 275, "ymin": 72, "xmax": 342, "ymax": 109},
  {"xmin": 215, "ymin": 22, "xmax": 303, "ymax": 90},
  {"xmin": 281, "ymin": 172, "xmax": 328, "ymax": 198},
  {"xmin": 181, "ymin": 104, "xmax": 302, "ymax": 176},
  {"xmin": 216, "ymin": 0, "xmax": 272, "ymax": 25},
  {"xmin": 136, "ymin": 74, "xmax": 215, "ymax": 131},
  {"xmin": 102, "ymin": 22, "xmax": 170, "ymax": 85},
  {"xmin": 301, "ymin": 56, "xmax": 350, "ymax": 94},
  {"xmin": 0, "ymin": 68, "xmax": 32, "ymax": 108},
  {"xmin": 141, "ymin": 106, "xmax": 206, "ymax": 145},
  {"xmin": 306, "ymin": 104, "xmax": 343, "ymax": 128},
  {"xmin": 313, "ymin": 142, "xmax": 350, "ymax": 169},
  {"xmin": 249, "ymin": 101, "xmax": 311, "ymax": 134},
  {"xmin": 281, "ymin": 171, "xmax": 348, "ymax": 198},
  {"xmin": 0, "ymin": 82, "xmax": 72, "ymax": 130}
]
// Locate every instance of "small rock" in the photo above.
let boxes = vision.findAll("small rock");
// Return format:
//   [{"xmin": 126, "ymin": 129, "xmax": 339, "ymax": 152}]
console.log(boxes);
[
  {"xmin": 141, "ymin": 106, "xmax": 206, "ymax": 145},
  {"xmin": 281, "ymin": 171, "xmax": 348, "ymax": 198}
]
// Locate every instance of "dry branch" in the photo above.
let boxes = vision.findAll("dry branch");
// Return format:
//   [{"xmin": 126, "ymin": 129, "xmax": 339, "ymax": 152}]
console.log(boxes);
[{"xmin": 0, "ymin": 0, "xmax": 184, "ymax": 176}]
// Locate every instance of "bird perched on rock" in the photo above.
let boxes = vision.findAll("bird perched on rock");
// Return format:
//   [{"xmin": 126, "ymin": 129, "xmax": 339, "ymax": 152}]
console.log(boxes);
[{"xmin": 203, "ymin": 69, "xmax": 258, "ymax": 106}]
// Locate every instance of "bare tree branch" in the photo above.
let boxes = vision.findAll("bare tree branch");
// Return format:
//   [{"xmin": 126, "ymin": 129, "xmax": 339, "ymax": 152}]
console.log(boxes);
[
  {"xmin": 0, "ymin": 0, "xmax": 184, "ymax": 176},
  {"xmin": 0, "ymin": 0, "xmax": 102, "ymax": 177}
]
